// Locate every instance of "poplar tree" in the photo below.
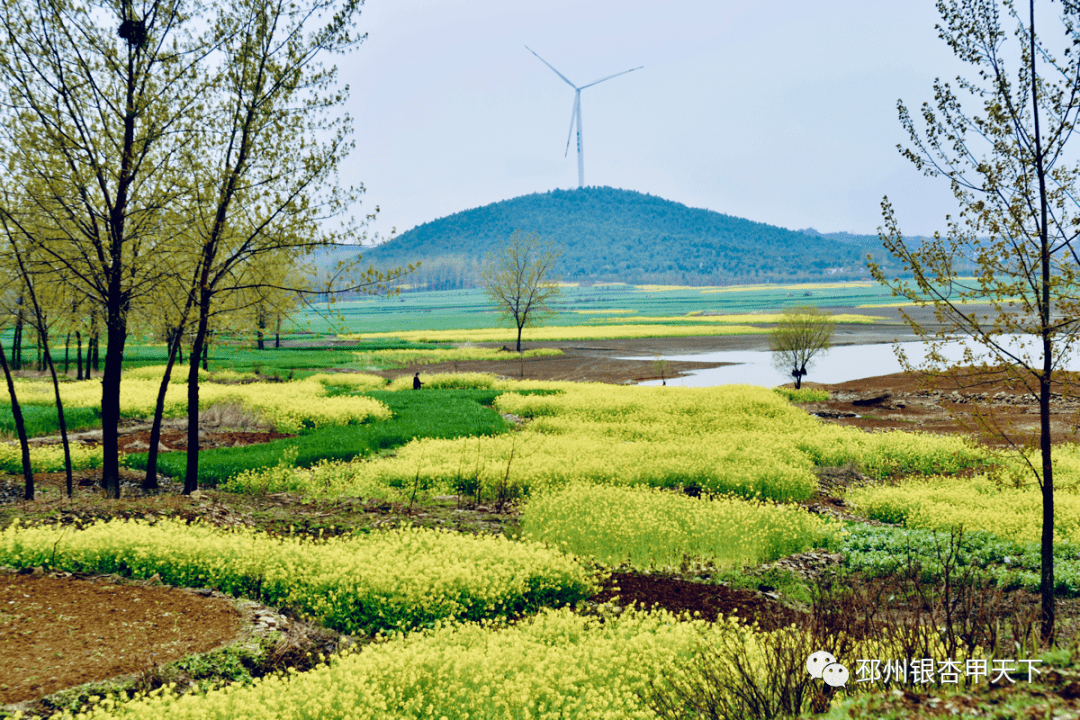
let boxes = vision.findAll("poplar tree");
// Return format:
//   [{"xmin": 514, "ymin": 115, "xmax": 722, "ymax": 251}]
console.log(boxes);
[
  {"xmin": 871, "ymin": 0, "xmax": 1080, "ymax": 643},
  {"xmin": 0, "ymin": 0, "xmax": 210, "ymax": 497},
  {"xmin": 174, "ymin": 0, "xmax": 406, "ymax": 494}
]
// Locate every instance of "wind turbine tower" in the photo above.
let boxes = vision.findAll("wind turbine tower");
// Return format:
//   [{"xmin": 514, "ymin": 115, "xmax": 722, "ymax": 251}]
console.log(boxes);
[{"xmin": 525, "ymin": 46, "xmax": 642, "ymax": 189}]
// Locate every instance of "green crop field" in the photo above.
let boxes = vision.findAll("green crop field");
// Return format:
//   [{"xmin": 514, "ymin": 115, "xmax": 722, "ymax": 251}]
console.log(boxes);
[{"xmin": 290, "ymin": 281, "xmax": 904, "ymax": 337}]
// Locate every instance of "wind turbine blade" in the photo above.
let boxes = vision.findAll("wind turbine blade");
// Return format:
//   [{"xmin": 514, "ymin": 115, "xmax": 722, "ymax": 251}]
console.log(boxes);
[
  {"xmin": 564, "ymin": 94, "xmax": 579, "ymax": 158},
  {"xmin": 525, "ymin": 45, "xmax": 578, "ymax": 89},
  {"xmin": 579, "ymin": 65, "xmax": 644, "ymax": 90}
]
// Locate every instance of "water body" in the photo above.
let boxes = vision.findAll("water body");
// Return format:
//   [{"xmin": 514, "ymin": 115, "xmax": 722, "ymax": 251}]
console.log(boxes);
[{"xmin": 634, "ymin": 337, "xmax": 1080, "ymax": 388}]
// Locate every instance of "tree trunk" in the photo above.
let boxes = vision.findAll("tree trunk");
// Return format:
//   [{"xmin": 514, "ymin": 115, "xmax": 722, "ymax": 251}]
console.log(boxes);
[
  {"xmin": 1039, "ymin": 368, "xmax": 1055, "ymax": 644},
  {"xmin": 516, "ymin": 323, "xmax": 523, "ymax": 353},
  {"xmin": 99, "ymin": 295, "xmax": 127, "ymax": 499},
  {"xmin": 41, "ymin": 334, "xmax": 73, "ymax": 497},
  {"xmin": 75, "ymin": 331, "xmax": 83, "ymax": 381},
  {"xmin": 12, "ymin": 300, "xmax": 22, "ymax": 371},
  {"xmin": 64, "ymin": 332, "xmax": 70, "ymax": 375},
  {"xmin": 275, "ymin": 315, "xmax": 281, "ymax": 348},
  {"xmin": 202, "ymin": 336, "xmax": 209, "ymax": 371},
  {"xmin": 185, "ymin": 297, "xmax": 212, "ymax": 495},
  {"xmin": 145, "ymin": 299, "xmax": 197, "ymax": 490},
  {"xmin": 88, "ymin": 312, "xmax": 99, "ymax": 376},
  {"xmin": 143, "ymin": 330, "xmax": 184, "ymax": 490},
  {"xmin": 0, "ymin": 341, "xmax": 33, "ymax": 500},
  {"xmin": 256, "ymin": 306, "xmax": 266, "ymax": 350},
  {"xmin": 1028, "ymin": 0, "xmax": 1054, "ymax": 646},
  {"xmin": 90, "ymin": 331, "xmax": 99, "ymax": 373}
]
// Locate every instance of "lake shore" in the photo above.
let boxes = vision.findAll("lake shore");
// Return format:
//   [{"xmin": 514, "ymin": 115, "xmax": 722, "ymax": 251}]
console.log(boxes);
[{"xmin": 373, "ymin": 304, "xmax": 949, "ymax": 385}]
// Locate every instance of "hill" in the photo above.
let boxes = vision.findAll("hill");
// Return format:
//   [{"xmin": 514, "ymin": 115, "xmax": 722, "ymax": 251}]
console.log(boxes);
[{"xmin": 363, "ymin": 187, "xmax": 891, "ymax": 288}]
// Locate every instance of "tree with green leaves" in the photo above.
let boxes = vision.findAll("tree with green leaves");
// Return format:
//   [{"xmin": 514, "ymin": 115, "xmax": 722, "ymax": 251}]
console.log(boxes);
[
  {"xmin": 0, "ymin": 0, "xmax": 210, "ymax": 498},
  {"xmin": 870, "ymin": 0, "xmax": 1080, "ymax": 644},
  {"xmin": 171, "ymin": 0, "xmax": 407, "ymax": 495},
  {"xmin": 768, "ymin": 306, "xmax": 834, "ymax": 390},
  {"xmin": 0, "ymin": 0, "xmax": 406, "ymax": 496},
  {"xmin": 481, "ymin": 231, "xmax": 562, "ymax": 353}
]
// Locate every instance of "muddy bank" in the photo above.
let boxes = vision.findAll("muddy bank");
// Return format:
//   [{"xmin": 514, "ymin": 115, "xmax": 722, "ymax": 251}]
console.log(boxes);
[{"xmin": 359, "ymin": 305, "xmax": 951, "ymax": 385}]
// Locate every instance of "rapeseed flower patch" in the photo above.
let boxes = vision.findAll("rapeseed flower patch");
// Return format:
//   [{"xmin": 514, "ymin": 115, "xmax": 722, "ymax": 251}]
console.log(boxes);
[
  {"xmin": 590, "ymin": 313, "xmax": 877, "ymax": 324},
  {"xmin": 51, "ymin": 609, "xmax": 745, "ymax": 720},
  {"xmin": 198, "ymin": 379, "xmax": 392, "ymax": 432},
  {"xmin": 0, "ymin": 441, "xmax": 105, "ymax": 474},
  {"xmin": 354, "ymin": 347, "xmax": 562, "ymax": 368},
  {"xmin": 0, "ymin": 519, "xmax": 597, "ymax": 634},
  {"xmin": 0, "ymin": 376, "xmax": 392, "ymax": 433},
  {"xmin": 232, "ymin": 382, "xmax": 985, "ymax": 504},
  {"xmin": 306, "ymin": 372, "xmax": 388, "ymax": 390},
  {"xmin": 522, "ymin": 482, "xmax": 836, "ymax": 569},
  {"xmin": 847, "ymin": 472, "xmax": 1080, "ymax": 544},
  {"xmin": 386, "ymin": 372, "xmax": 499, "ymax": 391}
]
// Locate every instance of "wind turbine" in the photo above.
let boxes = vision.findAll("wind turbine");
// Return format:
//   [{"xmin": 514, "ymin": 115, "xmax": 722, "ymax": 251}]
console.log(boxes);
[{"xmin": 525, "ymin": 46, "xmax": 642, "ymax": 189}]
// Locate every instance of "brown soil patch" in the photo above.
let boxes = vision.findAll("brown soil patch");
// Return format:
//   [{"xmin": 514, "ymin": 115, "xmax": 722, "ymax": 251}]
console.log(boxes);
[
  {"xmin": 800, "ymin": 368, "xmax": 1080, "ymax": 448},
  {"xmin": 85, "ymin": 429, "xmax": 296, "ymax": 454},
  {"xmin": 378, "ymin": 342, "xmax": 725, "ymax": 385},
  {"xmin": 0, "ymin": 571, "xmax": 240, "ymax": 705},
  {"xmin": 590, "ymin": 572, "xmax": 803, "ymax": 630}
]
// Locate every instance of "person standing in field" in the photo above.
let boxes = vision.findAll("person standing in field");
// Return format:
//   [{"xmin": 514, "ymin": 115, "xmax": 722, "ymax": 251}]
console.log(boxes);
[{"xmin": 413, "ymin": 373, "xmax": 423, "ymax": 390}]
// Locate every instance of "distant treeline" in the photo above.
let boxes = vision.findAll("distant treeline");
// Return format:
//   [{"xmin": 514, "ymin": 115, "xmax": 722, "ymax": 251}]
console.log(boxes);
[{"xmin": 355, "ymin": 187, "xmax": 901, "ymax": 287}]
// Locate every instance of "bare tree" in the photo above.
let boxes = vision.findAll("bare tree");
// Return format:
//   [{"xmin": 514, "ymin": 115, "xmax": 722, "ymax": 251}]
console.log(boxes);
[
  {"xmin": 870, "ymin": 0, "xmax": 1080, "ymax": 644},
  {"xmin": 768, "ymin": 306, "xmax": 834, "ymax": 390},
  {"xmin": 482, "ymin": 231, "xmax": 561, "ymax": 353}
]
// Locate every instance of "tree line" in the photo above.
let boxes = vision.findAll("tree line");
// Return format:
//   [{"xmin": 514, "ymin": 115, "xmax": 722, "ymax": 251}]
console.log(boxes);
[{"xmin": 0, "ymin": 0, "xmax": 408, "ymax": 501}]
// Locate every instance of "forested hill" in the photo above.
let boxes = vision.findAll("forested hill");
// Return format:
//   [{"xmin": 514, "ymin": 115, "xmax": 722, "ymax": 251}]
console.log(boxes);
[{"xmin": 364, "ymin": 187, "xmax": 890, "ymax": 288}]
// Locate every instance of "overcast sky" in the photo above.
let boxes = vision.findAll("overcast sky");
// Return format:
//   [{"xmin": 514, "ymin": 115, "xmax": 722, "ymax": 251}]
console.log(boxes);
[{"xmin": 342, "ymin": 0, "xmax": 979, "ymax": 243}]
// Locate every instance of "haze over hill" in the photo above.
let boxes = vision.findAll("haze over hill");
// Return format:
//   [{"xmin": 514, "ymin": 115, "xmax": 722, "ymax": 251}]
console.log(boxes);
[{"xmin": 356, "ymin": 187, "xmax": 893, "ymax": 289}]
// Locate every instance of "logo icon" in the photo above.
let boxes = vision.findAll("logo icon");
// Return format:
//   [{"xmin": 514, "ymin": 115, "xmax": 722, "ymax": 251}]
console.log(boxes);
[{"xmin": 807, "ymin": 650, "xmax": 848, "ymax": 688}]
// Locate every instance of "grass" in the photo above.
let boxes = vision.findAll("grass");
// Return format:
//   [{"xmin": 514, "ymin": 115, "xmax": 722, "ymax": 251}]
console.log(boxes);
[
  {"xmin": 123, "ymin": 389, "xmax": 525, "ymax": 486},
  {"xmin": 0, "ymin": 405, "xmax": 102, "ymax": 438},
  {"xmin": 128, "ymin": 341, "xmax": 452, "ymax": 378},
  {"xmin": 0, "ymin": 338, "xmax": 456, "ymax": 380}
]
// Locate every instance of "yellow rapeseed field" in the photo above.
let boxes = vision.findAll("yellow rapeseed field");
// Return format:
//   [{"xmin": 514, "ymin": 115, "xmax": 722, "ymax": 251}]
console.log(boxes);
[
  {"xmin": 522, "ymin": 482, "xmax": 836, "ymax": 569},
  {"xmin": 0, "ymin": 441, "xmax": 105, "ymax": 474},
  {"xmin": 52, "ymin": 606, "xmax": 975, "ymax": 720},
  {"xmin": 847, "ymin": 474, "xmax": 1080, "ymax": 544},
  {"xmin": 0, "ymin": 375, "xmax": 392, "ymax": 433},
  {"xmin": 230, "ymin": 381, "xmax": 986, "ymax": 504},
  {"xmin": 0, "ymin": 518, "xmax": 597, "ymax": 634}
]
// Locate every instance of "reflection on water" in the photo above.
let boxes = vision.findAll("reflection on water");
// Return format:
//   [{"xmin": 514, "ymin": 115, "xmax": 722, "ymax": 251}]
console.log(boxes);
[{"xmin": 635, "ymin": 337, "xmax": 1080, "ymax": 388}]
